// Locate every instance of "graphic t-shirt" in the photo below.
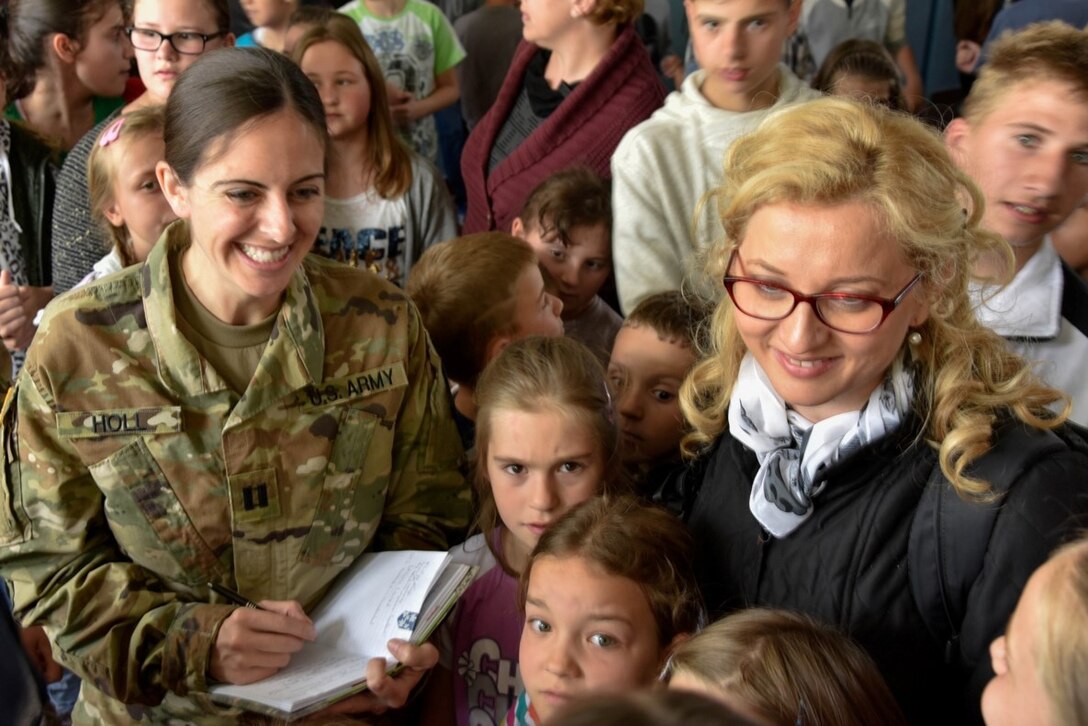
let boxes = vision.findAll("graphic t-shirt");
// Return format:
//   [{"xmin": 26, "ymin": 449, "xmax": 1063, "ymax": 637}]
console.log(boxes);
[
  {"xmin": 339, "ymin": 0, "xmax": 465, "ymax": 163},
  {"xmin": 439, "ymin": 531, "xmax": 523, "ymax": 726},
  {"xmin": 316, "ymin": 190, "xmax": 413, "ymax": 286},
  {"xmin": 501, "ymin": 691, "xmax": 542, "ymax": 726}
]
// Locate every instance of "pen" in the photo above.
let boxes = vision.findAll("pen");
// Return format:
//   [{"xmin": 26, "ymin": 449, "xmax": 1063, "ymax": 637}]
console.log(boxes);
[{"xmin": 207, "ymin": 581, "xmax": 262, "ymax": 609}]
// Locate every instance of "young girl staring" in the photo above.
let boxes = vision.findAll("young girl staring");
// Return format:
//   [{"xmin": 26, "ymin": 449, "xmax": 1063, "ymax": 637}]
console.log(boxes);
[
  {"xmin": 811, "ymin": 38, "xmax": 907, "ymax": 111},
  {"xmin": 84, "ymin": 106, "xmax": 176, "ymax": 282},
  {"xmin": 512, "ymin": 167, "xmax": 620, "ymax": 366},
  {"xmin": 295, "ymin": 15, "xmax": 456, "ymax": 287},
  {"xmin": 423, "ymin": 335, "xmax": 622, "ymax": 726},
  {"xmin": 508, "ymin": 496, "xmax": 704, "ymax": 726},
  {"xmin": 664, "ymin": 609, "xmax": 907, "ymax": 726},
  {"xmin": 982, "ymin": 537, "xmax": 1088, "ymax": 726}
]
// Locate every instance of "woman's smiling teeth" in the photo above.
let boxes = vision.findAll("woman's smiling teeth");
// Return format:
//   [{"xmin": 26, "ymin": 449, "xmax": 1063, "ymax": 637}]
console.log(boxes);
[
  {"xmin": 785, "ymin": 355, "xmax": 825, "ymax": 368},
  {"xmin": 241, "ymin": 243, "xmax": 291, "ymax": 263}
]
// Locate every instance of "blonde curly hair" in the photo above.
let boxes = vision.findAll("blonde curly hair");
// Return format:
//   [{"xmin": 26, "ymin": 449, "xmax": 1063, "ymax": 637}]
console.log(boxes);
[{"xmin": 679, "ymin": 97, "xmax": 1067, "ymax": 499}]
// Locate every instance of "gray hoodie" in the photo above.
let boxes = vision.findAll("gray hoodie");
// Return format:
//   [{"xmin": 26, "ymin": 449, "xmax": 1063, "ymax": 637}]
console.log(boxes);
[{"xmin": 611, "ymin": 66, "xmax": 820, "ymax": 313}]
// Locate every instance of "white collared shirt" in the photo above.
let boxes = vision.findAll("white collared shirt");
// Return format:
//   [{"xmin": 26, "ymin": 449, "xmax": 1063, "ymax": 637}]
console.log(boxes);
[{"xmin": 971, "ymin": 239, "xmax": 1088, "ymax": 426}]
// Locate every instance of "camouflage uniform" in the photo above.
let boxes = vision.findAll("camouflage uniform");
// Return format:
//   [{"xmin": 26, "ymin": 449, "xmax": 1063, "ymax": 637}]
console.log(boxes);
[{"xmin": 0, "ymin": 225, "xmax": 471, "ymax": 723}]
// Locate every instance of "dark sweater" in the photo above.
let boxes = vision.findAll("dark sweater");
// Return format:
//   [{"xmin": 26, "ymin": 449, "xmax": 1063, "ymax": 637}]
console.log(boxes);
[
  {"xmin": 460, "ymin": 24, "xmax": 665, "ymax": 234},
  {"xmin": 50, "ymin": 113, "xmax": 118, "ymax": 295}
]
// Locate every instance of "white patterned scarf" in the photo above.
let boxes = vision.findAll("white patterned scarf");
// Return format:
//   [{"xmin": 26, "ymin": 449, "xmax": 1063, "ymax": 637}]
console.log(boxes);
[
  {"xmin": 0, "ymin": 121, "xmax": 28, "ymax": 376},
  {"xmin": 728, "ymin": 353, "xmax": 914, "ymax": 538}
]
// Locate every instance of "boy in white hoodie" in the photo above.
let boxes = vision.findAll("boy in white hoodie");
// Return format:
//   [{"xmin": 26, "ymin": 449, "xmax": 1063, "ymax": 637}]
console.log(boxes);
[{"xmin": 611, "ymin": 0, "xmax": 819, "ymax": 313}]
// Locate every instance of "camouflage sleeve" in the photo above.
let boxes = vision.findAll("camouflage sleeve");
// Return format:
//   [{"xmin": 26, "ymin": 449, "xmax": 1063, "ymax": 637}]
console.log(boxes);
[
  {"xmin": 0, "ymin": 371, "xmax": 236, "ymax": 705},
  {"xmin": 374, "ymin": 300, "xmax": 471, "ymax": 552}
]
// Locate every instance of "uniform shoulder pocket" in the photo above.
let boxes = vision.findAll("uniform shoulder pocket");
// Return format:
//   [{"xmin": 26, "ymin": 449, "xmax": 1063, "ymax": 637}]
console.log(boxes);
[{"xmin": 0, "ymin": 387, "xmax": 29, "ymax": 545}]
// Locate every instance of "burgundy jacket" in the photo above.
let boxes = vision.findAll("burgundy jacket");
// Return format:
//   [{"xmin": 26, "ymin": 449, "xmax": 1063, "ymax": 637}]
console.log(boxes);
[{"xmin": 460, "ymin": 24, "xmax": 666, "ymax": 234}]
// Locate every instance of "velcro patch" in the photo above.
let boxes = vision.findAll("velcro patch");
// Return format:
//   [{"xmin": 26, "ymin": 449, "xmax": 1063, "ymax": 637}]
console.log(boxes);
[
  {"xmin": 56, "ymin": 407, "xmax": 183, "ymax": 438},
  {"xmin": 300, "ymin": 362, "xmax": 408, "ymax": 408},
  {"xmin": 228, "ymin": 468, "xmax": 281, "ymax": 524}
]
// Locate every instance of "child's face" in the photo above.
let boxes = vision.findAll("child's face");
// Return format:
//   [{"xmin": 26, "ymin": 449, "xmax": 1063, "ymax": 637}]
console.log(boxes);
[
  {"xmin": 301, "ymin": 40, "xmax": 372, "ymax": 142},
  {"xmin": 131, "ymin": 0, "xmax": 231, "ymax": 104},
  {"xmin": 74, "ymin": 3, "xmax": 133, "ymax": 99},
  {"xmin": 515, "ymin": 219, "xmax": 610, "ymax": 320},
  {"xmin": 685, "ymin": 0, "xmax": 799, "ymax": 111},
  {"xmin": 520, "ymin": 554, "xmax": 667, "ymax": 721},
  {"xmin": 508, "ymin": 263, "xmax": 565, "ymax": 341},
  {"xmin": 830, "ymin": 72, "xmax": 893, "ymax": 107},
  {"xmin": 608, "ymin": 324, "xmax": 695, "ymax": 464},
  {"xmin": 486, "ymin": 409, "xmax": 603, "ymax": 570},
  {"xmin": 104, "ymin": 133, "xmax": 178, "ymax": 262},
  {"xmin": 240, "ymin": 0, "xmax": 295, "ymax": 28},
  {"xmin": 980, "ymin": 556, "xmax": 1056, "ymax": 726},
  {"xmin": 946, "ymin": 79, "xmax": 1088, "ymax": 252}
]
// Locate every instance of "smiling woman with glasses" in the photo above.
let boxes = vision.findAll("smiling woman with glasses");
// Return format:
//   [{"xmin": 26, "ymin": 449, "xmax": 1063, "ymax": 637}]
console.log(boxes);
[{"xmin": 677, "ymin": 98, "xmax": 1088, "ymax": 725}]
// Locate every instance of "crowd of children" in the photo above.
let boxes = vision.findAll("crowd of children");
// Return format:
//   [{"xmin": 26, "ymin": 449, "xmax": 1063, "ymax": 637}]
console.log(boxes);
[{"xmin": 1, "ymin": 1, "xmax": 1087, "ymax": 725}]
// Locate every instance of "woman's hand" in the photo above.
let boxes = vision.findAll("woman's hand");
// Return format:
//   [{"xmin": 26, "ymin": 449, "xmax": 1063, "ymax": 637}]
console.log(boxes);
[
  {"xmin": 209, "ymin": 600, "xmax": 316, "ymax": 685},
  {"xmin": 304, "ymin": 639, "xmax": 439, "ymax": 719},
  {"xmin": 0, "ymin": 270, "xmax": 31, "ymax": 350},
  {"xmin": 0, "ymin": 272, "xmax": 52, "ymax": 351}
]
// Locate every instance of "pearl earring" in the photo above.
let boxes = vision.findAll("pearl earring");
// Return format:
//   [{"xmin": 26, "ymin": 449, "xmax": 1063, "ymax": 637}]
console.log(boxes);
[{"xmin": 908, "ymin": 331, "xmax": 922, "ymax": 346}]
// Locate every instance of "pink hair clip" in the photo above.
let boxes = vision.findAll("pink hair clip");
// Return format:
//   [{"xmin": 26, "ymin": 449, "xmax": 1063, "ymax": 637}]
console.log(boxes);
[{"xmin": 99, "ymin": 117, "xmax": 126, "ymax": 148}]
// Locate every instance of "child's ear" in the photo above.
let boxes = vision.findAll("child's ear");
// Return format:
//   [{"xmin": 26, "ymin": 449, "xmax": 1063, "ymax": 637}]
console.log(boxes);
[
  {"xmin": 510, "ymin": 217, "xmax": 526, "ymax": 239},
  {"xmin": 102, "ymin": 199, "xmax": 125, "ymax": 228},
  {"xmin": 51, "ymin": 34, "xmax": 80, "ymax": 64},
  {"xmin": 484, "ymin": 333, "xmax": 513, "ymax": 367},
  {"xmin": 659, "ymin": 631, "xmax": 693, "ymax": 672},
  {"xmin": 944, "ymin": 118, "xmax": 972, "ymax": 167},
  {"xmin": 156, "ymin": 161, "xmax": 192, "ymax": 219}
]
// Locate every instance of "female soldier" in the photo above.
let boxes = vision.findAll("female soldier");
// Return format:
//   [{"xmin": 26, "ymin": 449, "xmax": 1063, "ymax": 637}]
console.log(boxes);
[
  {"xmin": 0, "ymin": 47, "xmax": 469, "ymax": 723},
  {"xmin": 679, "ymin": 98, "xmax": 1088, "ymax": 724}
]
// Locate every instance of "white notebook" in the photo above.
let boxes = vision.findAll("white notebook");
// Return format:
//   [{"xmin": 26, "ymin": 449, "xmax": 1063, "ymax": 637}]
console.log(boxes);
[{"xmin": 208, "ymin": 550, "xmax": 476, "ymax": 720}]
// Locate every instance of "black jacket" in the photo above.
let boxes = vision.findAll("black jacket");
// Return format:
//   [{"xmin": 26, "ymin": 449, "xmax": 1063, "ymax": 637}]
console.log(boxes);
[
  {"xmin": 8, "ymin": 122, "xmax": 57, "ymax": 288},
  {"xmin": 686, "ymin": 417, "xmax": 1088, "ymax": 725}
]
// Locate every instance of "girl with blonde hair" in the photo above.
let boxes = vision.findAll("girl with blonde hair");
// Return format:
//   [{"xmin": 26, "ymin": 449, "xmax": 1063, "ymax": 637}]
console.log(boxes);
[
  {"xmin": 84, "ymin": 105, "xmax": 175, "ymax": 278},
  {"xmin": 665, "ymin": 609, "xmax": 906, "ymax": 726},
  {"xmin": 422, "ymin": 336, "xmax": 622, "ymax": 726},
  {"xmin": 679, "ymin": 96, "xmax": 1088, "ymax": 723},
  {"xmin": 982, "ymin": 537, "xmax": 1088, "ymax": 726}
]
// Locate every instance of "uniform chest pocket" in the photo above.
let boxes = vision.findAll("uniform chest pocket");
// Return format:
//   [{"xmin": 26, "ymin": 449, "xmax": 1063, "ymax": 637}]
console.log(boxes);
[
  {"xmin": 89, "ymin": 438, "xmax": 224, "ymax": 585},
  {"xmin": 298, "ymin": 407, "xmax": 387, "ymax": 566}
]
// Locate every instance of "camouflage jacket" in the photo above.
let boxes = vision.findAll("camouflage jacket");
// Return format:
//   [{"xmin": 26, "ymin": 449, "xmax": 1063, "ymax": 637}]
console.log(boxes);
[{"xmin": 0, "ymin": 225, "xmax": 470, "ymax": 723}]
